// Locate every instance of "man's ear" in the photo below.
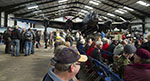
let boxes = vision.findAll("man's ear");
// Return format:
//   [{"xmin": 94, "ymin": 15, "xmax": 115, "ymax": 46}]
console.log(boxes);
[{"xmin": 69, "ymin": 64, "xmax": 74, "ymax": 72}]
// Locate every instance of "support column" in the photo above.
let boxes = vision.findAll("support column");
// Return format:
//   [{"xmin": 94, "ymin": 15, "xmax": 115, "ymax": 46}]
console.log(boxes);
[
  {"xmin": 0, "ymin": 12, "xmax": 1, "ymax": 27},
  {"xmin": 142, "ymin": 18, "xmax": 145, "ymax": 34},
  {"xmin": 129, "ymin": 25, "xmax": 132, "ymax": 34},
  {"xmin": 33, "ymin": 24, "xmax": 35, "ymax": 28},
  {"xmin": 14, "ymin": 20, "xmax": 17, "ymax": 25},
  {"xmin": 4, "ymin": 12, "xmax": 8, "ymax": 27},
  {"xmin": 30, "ymin": 23, "xmax": 32, "ymax": 28}
]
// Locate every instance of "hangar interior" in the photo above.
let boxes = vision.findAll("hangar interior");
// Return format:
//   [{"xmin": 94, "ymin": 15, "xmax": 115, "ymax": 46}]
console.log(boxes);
[
  {"xmin": 0, "ymin": 0, "xmax": 150, "ymax": 33},
  {"xmin": 1, "ymin": 1, "xmax": 150, "ymax": 81}
]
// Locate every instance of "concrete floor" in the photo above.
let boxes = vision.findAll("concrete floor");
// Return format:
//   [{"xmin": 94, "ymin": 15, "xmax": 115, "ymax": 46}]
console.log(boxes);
[
  {"xmin": 0, "ymin": 43, "xmax": 92, "ymax": 81},
  {"xmin": 0, "ymin": 44, "xmax": 54, "ymax": 81}
]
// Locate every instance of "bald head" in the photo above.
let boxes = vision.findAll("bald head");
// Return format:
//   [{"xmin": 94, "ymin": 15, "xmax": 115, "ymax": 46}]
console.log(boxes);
[{"xmin": 15, "ymin": 25, "xmax": 19, "ymax": 29}]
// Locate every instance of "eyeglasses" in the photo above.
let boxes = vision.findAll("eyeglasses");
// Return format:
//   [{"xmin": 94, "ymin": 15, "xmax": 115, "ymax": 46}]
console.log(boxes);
[{"xmin": 74, "ymin": 62, "xmax": 81, "ymax": 65}]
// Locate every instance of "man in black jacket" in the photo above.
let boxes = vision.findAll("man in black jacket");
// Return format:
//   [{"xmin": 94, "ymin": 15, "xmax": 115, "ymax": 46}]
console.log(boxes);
[
  {"xmin": 44, "ymin": 30, "xmax": 49, "ymax": 49},
  {"xmin": 3, "ymin": 27, "xmax": 12, "ymax": 54},
  {"xmin": 91, "ymin": 41, "xmax": 103, "ymax": 62},
  {"xmin": 11, "ymin": 25, "xmax": 21, "ymax": 56}
]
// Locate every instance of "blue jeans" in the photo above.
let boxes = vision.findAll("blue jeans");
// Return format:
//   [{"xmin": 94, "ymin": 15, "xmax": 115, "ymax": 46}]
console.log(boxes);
[
  {"xmin": 12, "ymin": 39, "xmax": 20, "ymax": 56},
  {"xmin": 25, "ymin": 41, "xmax": 32, "ymax": 55}
]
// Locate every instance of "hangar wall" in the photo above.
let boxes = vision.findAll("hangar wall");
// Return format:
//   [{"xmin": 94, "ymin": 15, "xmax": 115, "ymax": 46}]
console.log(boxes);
[
  {"xmin": 8, "ymin": 14, "xmax": 14, "ymax": 27},
  {"xmin": 145, "ymin": 17, "xmax": 150, "ymax": 32},
  {"xmin": 1, "ymin": 12, "xmax": 4, "ymax": 27},
  {"xmin": 0, "ymin": 12, "xmax": 33, "ymax": 29},
  {"xmin": 17, "ymin": 21, "xmax": 30, "ymax": 29},
  {"xmin": 35, "ymin": 23, "xmax": 44, "ymax": 28},
  {"xmin": 131, "ymin": 17, "xmax": 150, "ymax": 33}
]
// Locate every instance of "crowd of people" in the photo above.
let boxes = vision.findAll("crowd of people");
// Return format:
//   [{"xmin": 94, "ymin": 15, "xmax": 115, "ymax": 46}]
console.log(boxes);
[
  {"xmin": 1, "ymin": 26, "xmax": 150, "ymax": 81},
  {"xmin": 43, "ymin": 29, "xmax": 150, "ymax": 81},
  {"xmin": 3, "ymin": 26, "xmax": 37, "ymax": 56},
  {"xmin": 2, "ymin": 25, "xmax": 56, "ymax": 56}
]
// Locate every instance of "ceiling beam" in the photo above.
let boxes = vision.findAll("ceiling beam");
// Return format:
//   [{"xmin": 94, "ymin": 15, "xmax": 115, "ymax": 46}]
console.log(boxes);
[
  {"xmin": 15, "ymin": 1, "xmax": 78, "ymax": 16},
  {"xmin": 43, "ymin": 6, "xmax": 115, "ymax": 20},
  {"xmin": 107, "ymin": 0, "xmax": 150, "ymax": 18},
  {"xmin": 45, "ymin": 9, "xmax": 79, "ymax": 16},
  {"xmin": 99, "ymin": 0, "xmax": 144, "ymax": 20},
  {"xmin": 48, "ymin": 12, "xmax": 77, "ymax": 19},
  {"xmin": 24, "ymin": 9, "xmax": 78, "ymax": 18},
  {"xmin": 25, "ymin": 10, "xmax": 78, "ymax": 18},
  {"xmin": 77, "ymin": 2, "xmax": 130, "ymax": 20},
  {"xmin": 16, "ymin": 5, "xmax": 77, "ymax": 17},
  {"xmin": 23, "ymin": 5, "xmax": 115, "ymax": 21},
  {"xmin": 0, "ymin": 0, "xmax": 42, "ymax": 12},
  {"xmin": 46, "ymin": 10, "xmax": 78, "ymax": 17},
  {"xmin": 15, "ymin": 1, "xmax": 126, "ymax": 21},
  {"xmin": 5, "ymin": 0, "xmax": 59, "ymax": 14}
]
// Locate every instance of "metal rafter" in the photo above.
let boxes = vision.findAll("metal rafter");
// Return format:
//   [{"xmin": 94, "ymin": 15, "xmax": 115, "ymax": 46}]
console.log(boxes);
[
  {"xmin": 15, "ymin": 1, "xmax": 78, "ymax": 16},
  {"xmin": 5, "ymin": 0, "xmax": 59, "ymax": 14},
  {"xmin": 0, "ymin": 0, "xmax": 42, "ymax": 12},
  {"xmin": 45, "ymin": 9, "xmax": 79, "ymax": 16},
  {"xmin": 47, "ymin": 12, "xmax": 77, "ymax": 19},
  {"xmin": 23, "ymin": 5, "xmax": 115, "ymax": 21},
  {"xmin": 77, "ymin": 1, "xmax": 130, "ymax": 20},
  {"xmin": 99, "ymin": 0, "xmax": 144, "ymax": 19},
  {"xmin": 25, "ymin": 9, "xmax": 78, "ymax": 18},
  {"xmin": 45, "ymin": 10, "xmax": 78, "ymax": 17},
  {"xmin": 15, "ymin": 1, "xmax": 128, "ymax": 21},
  {"xmin": 107, "ymin": 0, "xmax": 150, "ymax": 18}
]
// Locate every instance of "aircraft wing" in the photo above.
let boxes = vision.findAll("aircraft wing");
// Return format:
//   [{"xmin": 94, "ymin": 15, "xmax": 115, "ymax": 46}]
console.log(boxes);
[
  {"xmin": 11, "ymin": 17, "xmax": 83, "ymax": 30},
  {"xmin": 11, "ymin": 17, "xmax": 43, "ymax": 24}
]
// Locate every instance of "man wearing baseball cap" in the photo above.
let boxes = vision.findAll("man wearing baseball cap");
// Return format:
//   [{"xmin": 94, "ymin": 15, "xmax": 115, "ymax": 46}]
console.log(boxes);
[
  {"xmin": 124, "ymin": 48, "xmax": 150, "ymax": 81},
  {"xmin": 43, "ymin": 46, "xmax": 88, "ymax": 81}
]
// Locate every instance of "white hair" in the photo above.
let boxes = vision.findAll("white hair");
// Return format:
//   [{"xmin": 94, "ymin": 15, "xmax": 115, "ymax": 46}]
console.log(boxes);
[{"xmin": 96, "ymin": 41, "xmax": 103, "ymax": 45}]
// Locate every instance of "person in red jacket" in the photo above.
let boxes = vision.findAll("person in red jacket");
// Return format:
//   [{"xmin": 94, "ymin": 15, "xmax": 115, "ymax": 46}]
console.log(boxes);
[
  {"xmin": 122, "ymin": 34, "xmax": 126, "ymax": 40},
  {"xmin": 86, "ymin": 41, "xmax": 96, "ymax": 56},
  {"xmin": 124, "ymin": 48, "xmax": 150, "ymax": 81}
]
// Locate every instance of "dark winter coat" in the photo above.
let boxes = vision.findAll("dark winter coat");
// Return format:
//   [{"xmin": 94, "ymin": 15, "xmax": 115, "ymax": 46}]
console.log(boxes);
[{"xmin": 124, "ymin": 64, "xmax": 150, "ymax": 81}]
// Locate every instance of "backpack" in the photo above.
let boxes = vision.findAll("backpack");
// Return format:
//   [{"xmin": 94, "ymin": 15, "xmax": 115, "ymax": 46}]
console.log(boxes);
[
  {"xmin": 3, "ymin": 30, "xmax": 11, "ymax": 41},
  {"xmin": 25, "ymin": 31, "xmax": 32, "ymax": 41},
  {"xmin": 3, "ymin": 31, "xmax": 8, "ymax": 40}
]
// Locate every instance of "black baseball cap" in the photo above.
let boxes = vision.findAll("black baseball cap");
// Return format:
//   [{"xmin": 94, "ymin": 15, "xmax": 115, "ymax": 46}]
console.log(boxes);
[{"xmin": 54, "ymin": 47, "xmax": 88, "ymax": 64}]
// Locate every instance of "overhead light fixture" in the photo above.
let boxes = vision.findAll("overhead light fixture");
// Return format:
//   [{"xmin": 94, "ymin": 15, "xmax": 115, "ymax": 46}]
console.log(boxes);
[
  {"xmin": 33, "ymin": 10, "xmax": 42, "ymax": 14},
  {"xmin": 78, "ymin": 12, "xmax": 85, "ymax": 15},
  {"xmin": 59, "ymin": 5, "xmax": 68, "ymax": 8},
  {"xmin": 101, "ymin": 16, "xmax": 108, "ymax": 19},
  {"xmin": 107, "ymin": 13, "xmax": 115, "ymax": 17},
  {"xmin": 115, "ymin": 10, "xmax": 125, "ymax": 14},
  {"xmin": 123, "ymin": 6, "xmax": 134, "ymax": 11},
  {"xmin": 39, "ymin": 14, "xmax": 45, "ymax": 17},
  {"xmin": 136, "ymin": 1, "xmax": 150, "ymax": 7},
  {"xmin": 99, "ymin": 18, "xmax": 102, "ymax": 21},
  {"xmin": 119, "ymin": 17, "xmax": 126, "ymax": 22},
  {"xmin": 85, "ymin": 5, "xmax": 93, "ymax": 9},
  {"xmin": 118, "ymin": 9, "xmax": 128, "ymax": 13},
  {"xmin": 27, "ymin": 4, "xmax": 38, "ymax": 9},
  {"xmin": 89, "ymin": 1, "xmax": 99, "ymax": 5},
  {"xmin": 81, "ymin": 10, "xmax": 89, "ymax": 13},
  {"xmin": 58, "ymin": 0, "xmax": 68, "ymax": 3},
  {"xmin": 59, "ymin": 10, "xmax": 65, "ymax": 12}
]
